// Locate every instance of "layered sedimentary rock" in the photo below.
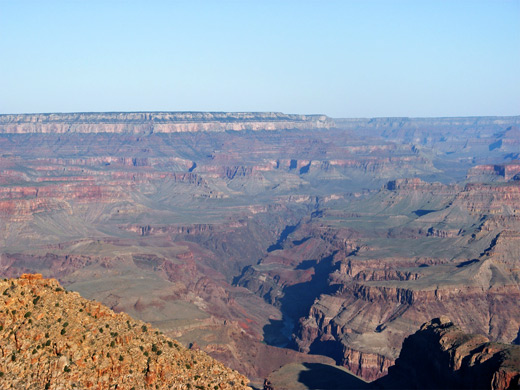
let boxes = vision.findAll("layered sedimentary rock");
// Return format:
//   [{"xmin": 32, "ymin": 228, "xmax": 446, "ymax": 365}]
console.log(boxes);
[
  {"xmin": 0, "ymin": 274, "xmax": 249, "ymax": 389},
  {"xmin": 0, "ymin": 112, "xmax": 333, "ymax": 134},
  {"xmin": 1, "ymin": 112, "xmax": 519, "ymax": 385},
  {"xmin": 239, "ymin": 177, "xmax": 520, "ymax": 381},
  {"xmin": 375, "ymin": 317, "xmax": 520, "ymax": 390}
]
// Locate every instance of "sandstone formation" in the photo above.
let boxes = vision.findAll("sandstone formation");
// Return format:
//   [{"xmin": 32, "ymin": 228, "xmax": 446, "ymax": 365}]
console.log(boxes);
[
  {"xmin": 0, "ymin": 112, "xmax": 333, "ymax": 134},
  {"xmin": 375, "ymin": 317, "xmax": 520, "ymax": 390},
  {"xmin": 1, "ymin": 112, "xmax": 519, "ymax": 385},
  {"xmin": 262, "ymin": 318, "xmax": 520, "ymax": 390},
  {"xmin": 0, "ymin": 274, "xmax": 250, "ymax": 389},
  {"xmin": 239, "ymin": 177, "xmax": 520, "ymax": 380}
]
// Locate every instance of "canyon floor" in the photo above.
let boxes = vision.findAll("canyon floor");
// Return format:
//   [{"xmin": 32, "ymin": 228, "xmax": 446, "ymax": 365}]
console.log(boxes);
[{"xmin": 0, "ymin": 112, "xmax": 519, "ymax": 387}]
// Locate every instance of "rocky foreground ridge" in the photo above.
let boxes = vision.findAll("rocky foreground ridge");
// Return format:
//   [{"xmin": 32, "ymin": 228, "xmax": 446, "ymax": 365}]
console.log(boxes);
[
  {"xmin": 0, "ymin": 112, "xmax": 333, "ymax": 134},
  {"xmin": 375, "ymin": 317, "xmax": 520, "ymax": 390},
  {"xmin": 0, "ymin": 274, "xmax": 249, "ymax": 390}
]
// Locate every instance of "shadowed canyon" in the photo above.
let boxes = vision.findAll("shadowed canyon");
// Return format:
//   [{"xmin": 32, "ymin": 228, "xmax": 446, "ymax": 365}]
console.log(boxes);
[{"xmin": 1, "ymin": 112, "xmax": 519, "ymax": 389}]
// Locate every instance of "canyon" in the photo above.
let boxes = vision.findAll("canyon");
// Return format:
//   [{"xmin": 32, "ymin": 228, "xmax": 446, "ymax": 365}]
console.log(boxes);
[{"xmin": 0, "ymin": 112, "xmax": 519, "ymax": 388}]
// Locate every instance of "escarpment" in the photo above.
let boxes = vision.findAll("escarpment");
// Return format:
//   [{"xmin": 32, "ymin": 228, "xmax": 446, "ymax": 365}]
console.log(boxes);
[
  {"xmin": 375, "ymin": 317, "xmax": 520, "ymax": 390},
  {"xmin": 0, "ymin": 112, "xmax": 334, "ymax": 134},
  {"xmin": 2, "ymin": 113, "xmax": 520, "ymax": 386}
]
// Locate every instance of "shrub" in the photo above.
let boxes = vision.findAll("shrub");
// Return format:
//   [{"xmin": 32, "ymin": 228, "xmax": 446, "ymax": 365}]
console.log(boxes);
[
  {"xmin": 141, "ymin": 325, "xmax": 147, "ymax": 332},
  {"xmin": 24, "ymin": 312, "xmax": 32, "ymax": 318}
]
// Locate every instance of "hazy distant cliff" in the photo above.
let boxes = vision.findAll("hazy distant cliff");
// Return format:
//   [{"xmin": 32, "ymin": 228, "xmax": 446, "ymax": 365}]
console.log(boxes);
[{"xmin": 0, "ymin": 112, "xmax": 334, "ymax": 134}]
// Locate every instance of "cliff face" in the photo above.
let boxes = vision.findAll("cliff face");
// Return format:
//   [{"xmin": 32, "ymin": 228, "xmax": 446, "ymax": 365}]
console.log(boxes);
[
  {"xmin": 238, "ymin": 178, "xmax": 520, "ymax": 381},
  {"xmin": 376, "ymin": 317, "xmax": 520, "ymax": 390},
  {"xmin": 0, "ymin": 112, "xmax": 334, "ymax": 134},
  {"xmin": 1, "ymin": 113, "xmax": 520, "ymax": 385},
  {"xmin": 0, "ymin": 274, "xmax": 250, "ymax": 389}
]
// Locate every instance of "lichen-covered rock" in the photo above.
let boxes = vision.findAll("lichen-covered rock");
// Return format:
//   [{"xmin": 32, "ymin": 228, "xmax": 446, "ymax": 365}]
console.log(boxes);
[{"xmin": 0, "ymin": 274, "xmax": 250, "ymax": 389}]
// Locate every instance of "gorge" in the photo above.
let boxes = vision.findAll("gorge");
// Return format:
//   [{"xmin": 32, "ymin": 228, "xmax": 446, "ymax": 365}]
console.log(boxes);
[{"xmin": 0, "ymin": 112, "xmax": 519, "ymax": 388}]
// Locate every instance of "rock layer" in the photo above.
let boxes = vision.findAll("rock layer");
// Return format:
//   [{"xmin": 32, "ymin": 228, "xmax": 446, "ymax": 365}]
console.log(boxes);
[
  {"xmin": 0, "ymin": 112, "xmax": 333, "ymax": 134},
  {"xmin": 376, "ymin": 317, "xmax": 520, "ymax": 390}
]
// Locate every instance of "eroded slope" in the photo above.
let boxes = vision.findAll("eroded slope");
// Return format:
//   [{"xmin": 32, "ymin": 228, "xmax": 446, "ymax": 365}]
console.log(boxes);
[{"xmin": 0, "ymin": 274, "xmax": 249, "ymax": 389}]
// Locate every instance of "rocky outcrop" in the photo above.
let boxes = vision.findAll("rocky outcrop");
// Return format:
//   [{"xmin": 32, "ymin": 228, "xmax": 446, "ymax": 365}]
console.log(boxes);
[
  {"xmin": 0, "ymin": 112, "xmax": 334, "ymax": 134},
  {"xmin": 0, "ymin": 274, "xmax": 250, "ymax": 389},
  {"xmin": 467, "ymin": 163, "xmax": 520, "ymax": 182},
  {"xmin": 375, "ymin": 317, "xmax": 520, "ymax": 390}
]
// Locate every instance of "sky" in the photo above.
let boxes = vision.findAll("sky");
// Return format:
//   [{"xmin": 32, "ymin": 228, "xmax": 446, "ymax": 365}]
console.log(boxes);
[{"xmin": 0, "ymin": 0, "xmax": 519, "ymax": 118}]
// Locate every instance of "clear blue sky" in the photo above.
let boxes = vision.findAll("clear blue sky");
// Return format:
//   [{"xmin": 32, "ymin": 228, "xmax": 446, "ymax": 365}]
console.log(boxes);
[{"xmin": 1, "ymin": 0, "xmax": 519, "ymax": 117}]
